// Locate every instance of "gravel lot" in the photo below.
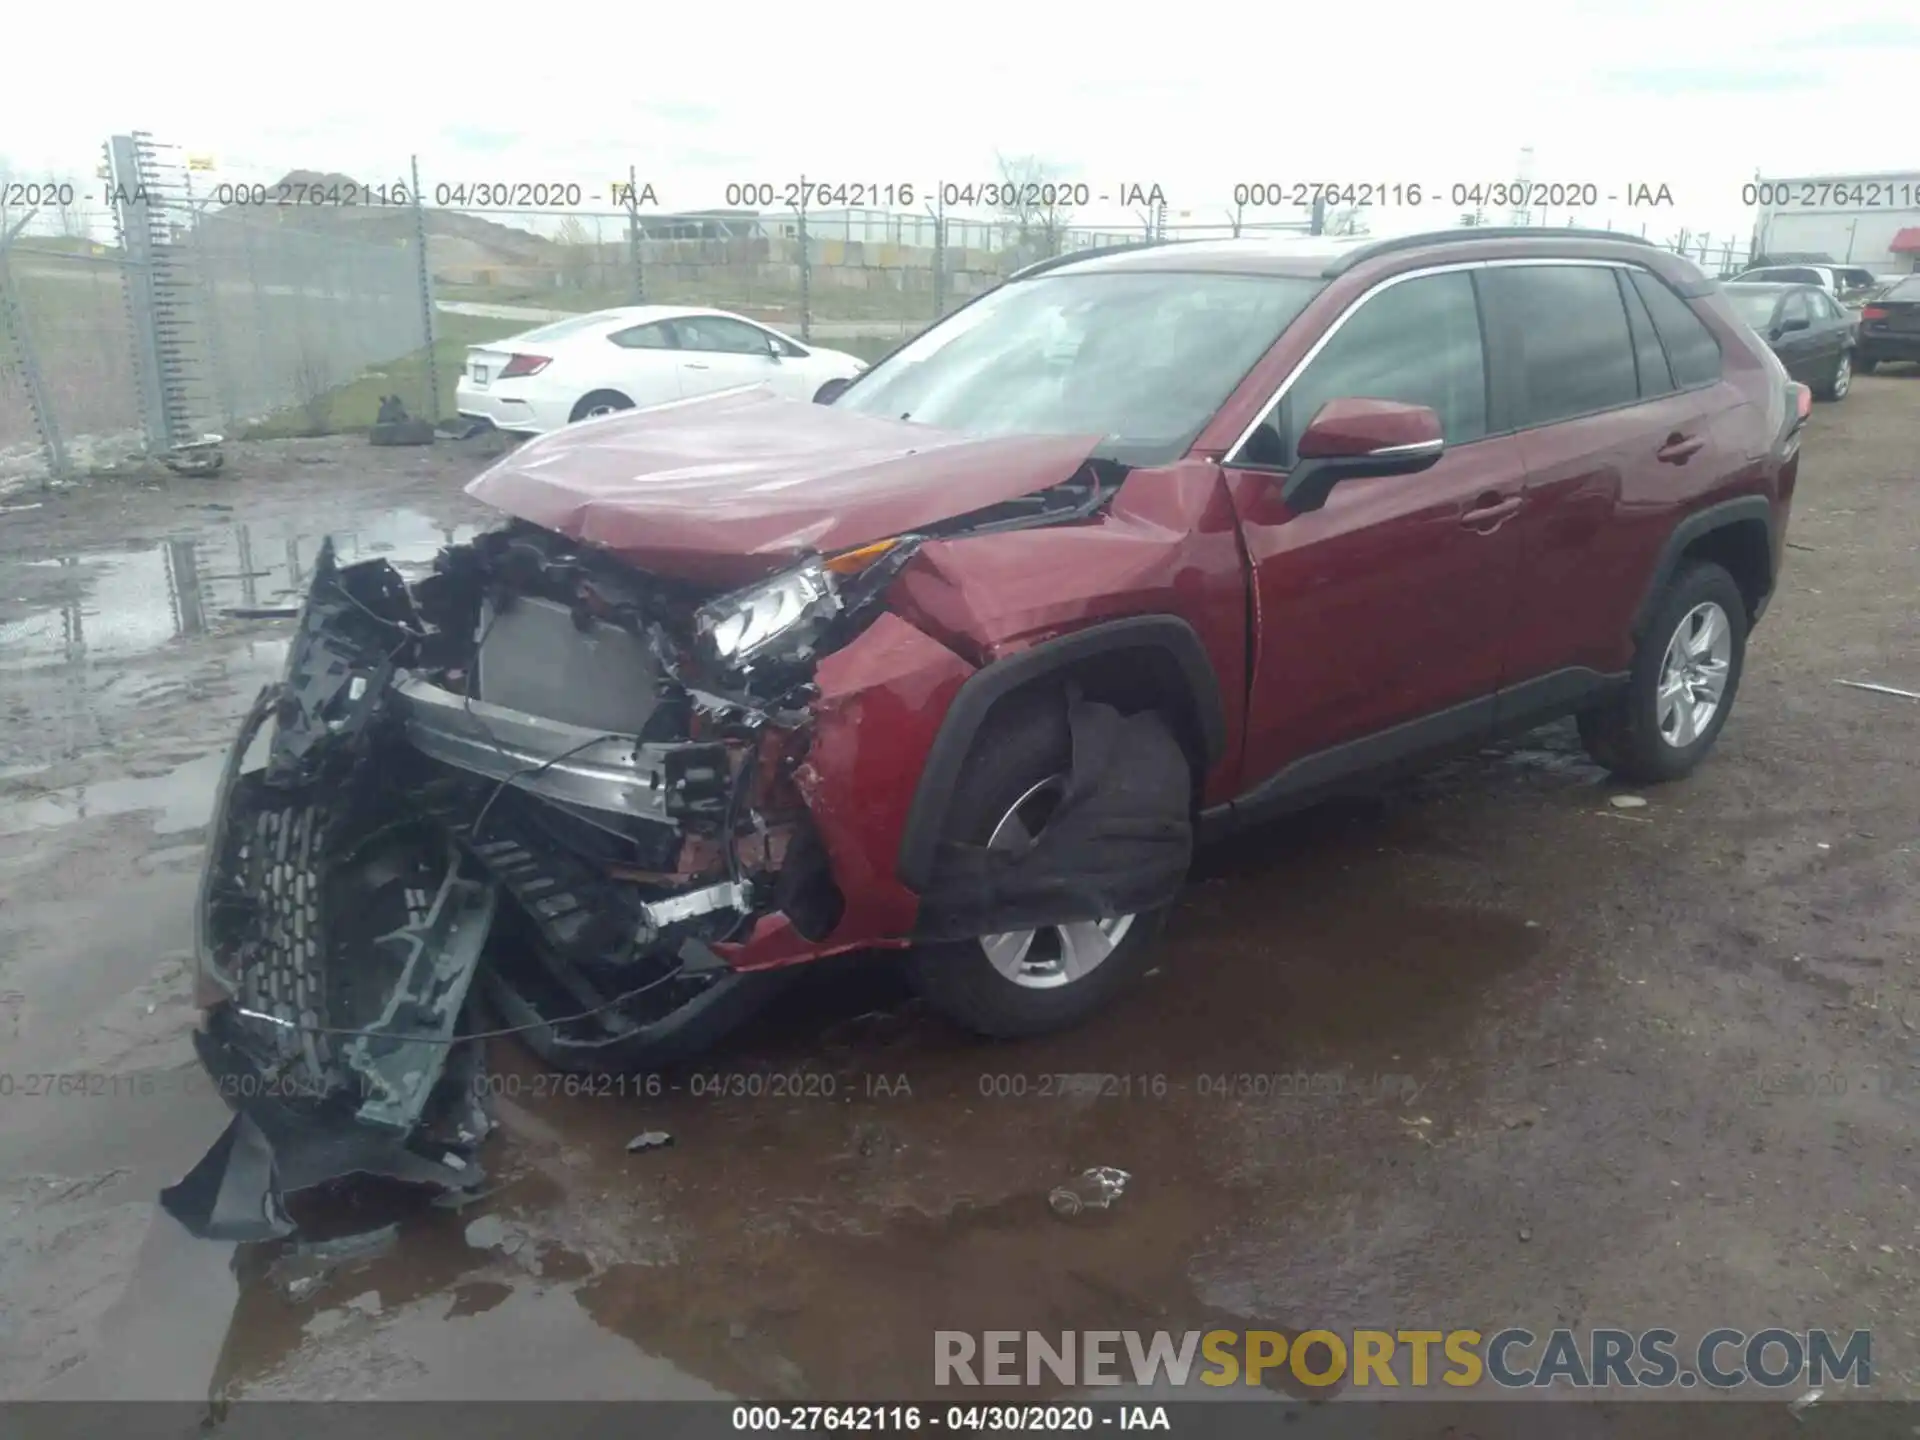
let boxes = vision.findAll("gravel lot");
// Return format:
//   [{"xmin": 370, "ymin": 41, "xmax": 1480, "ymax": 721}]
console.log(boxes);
[{"xmin": 1, "ymin": 377, "xmax": 1916, "ymax": 1424}]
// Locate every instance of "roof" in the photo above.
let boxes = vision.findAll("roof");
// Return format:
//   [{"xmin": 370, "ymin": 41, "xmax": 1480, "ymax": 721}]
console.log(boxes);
[
  {"xmin": 1032, "ymin": 228, "xmax": 1681, "ymax": 284},
  {"xmin": 1722, "ymin": 281, "xmax": 1803, "ymax": 292},
  {"xmin": 1892, "ymin": 227, "xmax": 1920, "ymax": 254}
]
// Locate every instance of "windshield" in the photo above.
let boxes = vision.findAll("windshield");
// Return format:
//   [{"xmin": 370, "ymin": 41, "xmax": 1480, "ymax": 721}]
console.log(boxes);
[
  {"xmin": 834, "ymin": 271, "xmax": 1325, "ymax": 464},
  {"xmin": 1724, "ymin": 288, "xmax": 1782, "ymax": 331},
  {"xmin": 1887, "ymin": 276, "xmax": 1920, "ymax": 301},
  {"xmin": 511, "ymin": 312, "xmax": 626, "ymax": 344}
]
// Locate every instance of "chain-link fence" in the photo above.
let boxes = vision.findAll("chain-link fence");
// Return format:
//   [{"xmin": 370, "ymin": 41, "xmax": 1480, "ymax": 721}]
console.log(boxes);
[
  {"xmin": 0, "ymin": 133, "xmax": 436, "ymax": 490},
  {"xmin": 0, "ymin": 135, "xmax": 1778, "ymax": 492}
]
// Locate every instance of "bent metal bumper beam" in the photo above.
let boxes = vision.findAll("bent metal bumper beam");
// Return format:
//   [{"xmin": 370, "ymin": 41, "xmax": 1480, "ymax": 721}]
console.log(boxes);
[{"xmin": 395, "ymin": 674, "xmax": 675, "ymax": 820}]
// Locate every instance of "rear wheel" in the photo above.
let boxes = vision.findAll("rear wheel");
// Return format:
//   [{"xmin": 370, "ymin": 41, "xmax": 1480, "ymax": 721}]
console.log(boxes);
[
  {"xmin": 1578, "ymin": 561, "xmax": 1747, "ymax": 784},
  {"xmin": 569, "ymin": 390, "xmax": 634, "ymax": 423},
  {"xmin": 904, "ymin": 693, "xmax": 1173, "ymax": 1038},
  {"xmin": 1815, "ymin": 349, "xmax": 1852, "ymax": 401}
]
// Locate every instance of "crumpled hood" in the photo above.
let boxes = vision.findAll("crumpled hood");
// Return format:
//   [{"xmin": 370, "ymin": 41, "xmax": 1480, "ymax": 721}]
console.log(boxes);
[{"xmin": 465, "ymin": 386, "xmax": 1103, "ymax": 585}]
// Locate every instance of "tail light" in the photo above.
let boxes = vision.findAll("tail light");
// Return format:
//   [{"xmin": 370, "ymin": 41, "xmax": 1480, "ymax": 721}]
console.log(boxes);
[
  {"xmin": 497, "ymin": 353, "xmax": 551, "ymax": 378},
  {"xmin": 1860, "ymin": 306, "xmax": 1888, "ymax": 322},
  {"xmin": 1788, "ymin": 382, "xmax": 1812, "ymax": 433}
]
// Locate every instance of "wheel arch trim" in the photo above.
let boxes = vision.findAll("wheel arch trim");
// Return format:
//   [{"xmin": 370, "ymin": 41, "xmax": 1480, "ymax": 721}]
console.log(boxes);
[
  {"xmin": 1631, "ymin": 495, "xmax": 1775, "ymax": 640},
  {"xmin": 894, "ymin": 615, "xmax": 1227, "ymax": 892}
]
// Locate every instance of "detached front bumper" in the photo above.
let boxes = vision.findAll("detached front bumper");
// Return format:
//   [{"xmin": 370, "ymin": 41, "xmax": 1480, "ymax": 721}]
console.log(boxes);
[{"xmin": 166, "ymin": 539, "xmax": 815, "ymax": 1238}]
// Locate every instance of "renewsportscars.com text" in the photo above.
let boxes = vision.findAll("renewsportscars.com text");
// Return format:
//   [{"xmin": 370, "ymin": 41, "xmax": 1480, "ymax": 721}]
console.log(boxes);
[{"xmin": 935, "ymin": 1327, "xmax": 1871, "ymax": 1390}]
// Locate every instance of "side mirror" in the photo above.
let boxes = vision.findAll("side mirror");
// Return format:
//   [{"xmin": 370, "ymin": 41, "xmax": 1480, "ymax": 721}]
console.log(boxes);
[
  {"xmin": 813, "ymin": 377, "xmax": 853, "ymax": 405},
  {"xmin": 1280, "ymin": 398, "xmax": 1444, "ymax": 514},
  {"xmin": 1777, "ymin": 316, "xmax": 1810, "ymax": 335}
]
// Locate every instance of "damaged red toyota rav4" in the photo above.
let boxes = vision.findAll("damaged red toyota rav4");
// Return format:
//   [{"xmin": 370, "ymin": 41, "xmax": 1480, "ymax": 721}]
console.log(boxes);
[{"xmin": 170, "ymin": 229, "xmax": 1808, "ymax": 1235}]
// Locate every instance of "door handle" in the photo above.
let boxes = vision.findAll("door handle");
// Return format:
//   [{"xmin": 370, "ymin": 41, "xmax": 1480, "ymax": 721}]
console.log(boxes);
[
  {"xmin": 1657, "ymin": 433, "xmax": 1705, "ymax": 464},
  {"xmin": 1459, "ymin": 494, "xmax": 1522, "ymax": 530},
  {"xmin": 683, "ymin": 362, "xmax": 710, "ymax": 370}
]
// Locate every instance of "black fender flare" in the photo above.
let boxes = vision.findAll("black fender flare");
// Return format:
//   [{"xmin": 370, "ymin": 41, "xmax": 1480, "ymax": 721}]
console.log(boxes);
[
  {"xmin": 894, "ymin": 615, "xmax": 1227, "ymax": 892},
  {"xmin": 1630, "ymin": 495, "xmax": 1776, "ymax": 639}
]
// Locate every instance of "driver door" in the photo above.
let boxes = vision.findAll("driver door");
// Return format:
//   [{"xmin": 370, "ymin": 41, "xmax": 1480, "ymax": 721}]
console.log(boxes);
[
  {"xmin": 668, "ymin": 315, "xmax": 787, "ymax": 398},
  {"xmin": 1221, "ymin": 268, "xmax": 1528, "ymax": 794}
]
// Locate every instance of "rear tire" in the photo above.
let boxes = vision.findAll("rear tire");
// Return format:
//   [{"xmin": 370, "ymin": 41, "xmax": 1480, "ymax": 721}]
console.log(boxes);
[
  {"xmin": 904, "ymin": 692, "xmax": 1175, "ymax": 1039},
  {"xmin": 1578, "ymin": 560, "xmax": 1747, "ymax": 785},
  {"xmin": 1815, "ymin": 349, "xmax": 1852, "ymax": 401},
  {"xmin": 569, "ymin": 390, "xmax": 634, "ymax": 423}
]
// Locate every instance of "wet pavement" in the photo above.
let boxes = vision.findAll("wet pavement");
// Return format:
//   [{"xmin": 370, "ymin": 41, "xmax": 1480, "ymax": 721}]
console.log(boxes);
[{"xmin": 2, "ymin": 393, "xmax": 1919, "ymax": 1408}]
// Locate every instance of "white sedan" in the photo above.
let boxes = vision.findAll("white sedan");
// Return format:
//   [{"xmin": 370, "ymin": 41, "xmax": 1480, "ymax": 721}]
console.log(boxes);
[{"xmin": 454, "ymin": 305, "xmax": 868, "ymax": 435}]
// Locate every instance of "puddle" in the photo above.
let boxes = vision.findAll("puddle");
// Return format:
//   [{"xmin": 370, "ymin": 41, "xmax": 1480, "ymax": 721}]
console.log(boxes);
[
  {"xmin": 0, "ymin": 510, "xmax": 476, "ymax": 673},
  {"xmin": 0, "ymin": 749, "xmax": 226, "ymax": 836}
]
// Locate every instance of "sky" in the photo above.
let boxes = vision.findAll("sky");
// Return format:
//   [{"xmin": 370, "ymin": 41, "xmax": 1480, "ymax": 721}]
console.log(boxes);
[{"xmin": 4, "ymin": 0, "xmax": 1919, "ymax": 248}]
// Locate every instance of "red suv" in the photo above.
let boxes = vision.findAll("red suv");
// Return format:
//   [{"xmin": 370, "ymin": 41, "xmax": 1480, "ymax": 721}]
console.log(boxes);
[{"xmin": 175, "ymin": 229, "xmax": 1808, "ymax": 1234}]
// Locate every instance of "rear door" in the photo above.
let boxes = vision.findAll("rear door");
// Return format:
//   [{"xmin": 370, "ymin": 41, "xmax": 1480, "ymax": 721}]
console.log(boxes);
[
  {"xmin": 1222, "ymin": 267, "xmax": 1528, "ymax": 788},
  {"xmin": 1488, "ymin": 261, "xmax": 1734, "ymax": 700},
  {"xmin": 669, "ymin": 315, "xmax": 786, "ymax": 398}
]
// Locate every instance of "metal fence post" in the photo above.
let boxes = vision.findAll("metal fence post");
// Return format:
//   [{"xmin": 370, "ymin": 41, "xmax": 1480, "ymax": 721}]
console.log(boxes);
[
  {"xmin": 410, "ymin": 155, "xmax": 439, "ymax": 421},
  {"xmin": 109, "ymin": 134, "xmax": 175, "ymax": 454},
  {"xmin": 626, "ymin": 164, "xmax": 646, "ymax": 303},
  {"xmin": 931, "ymin": 191, "xmax": 947, "ymax": 322},
  {"xmin": 0, "ymin": 235, "xmax": 70, "ymax": 482},
  {"xmin": 797, "ymin": 176, "xmax": 811, "ymax": 343}
]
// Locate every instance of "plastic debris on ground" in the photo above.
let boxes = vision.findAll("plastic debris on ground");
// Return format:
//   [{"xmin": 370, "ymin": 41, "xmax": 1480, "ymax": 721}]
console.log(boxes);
[
  {"xmin": 1047, "ymin": 1165, "xmax": 1131, "ymax": 1218},
  {"xmin": 626, "ymin": 1130, "xmax": 674, "ymax": 1153}
]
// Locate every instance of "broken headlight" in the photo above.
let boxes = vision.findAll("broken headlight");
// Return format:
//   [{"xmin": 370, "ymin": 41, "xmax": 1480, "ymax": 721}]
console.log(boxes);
[{"xmin": 695, "ymin": 559, "xmax": 842, "ymax": 668}]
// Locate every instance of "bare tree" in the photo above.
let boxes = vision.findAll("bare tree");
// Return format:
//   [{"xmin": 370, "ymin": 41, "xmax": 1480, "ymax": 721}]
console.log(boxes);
[
  {"xmin": 52, "ymin": 175, "xmax": 89, "ymax": 241},
  {"xmin": 992, "ymin": 153, "xmax": 1077, "ymax": 268},
  {"xmin": 1324, "ymin": 206, "xmax": 1370, "ymax": 238},
  {"xmin": 553, "ymin": 214, "xmax": 593, "ymax": 291},
  {"xmin": 291, "ymin": 344, "xmax": 338, "ymax": 435}
]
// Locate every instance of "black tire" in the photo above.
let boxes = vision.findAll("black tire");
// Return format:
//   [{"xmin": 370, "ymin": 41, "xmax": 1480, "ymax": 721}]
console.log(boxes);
[
  {"xmin": 1814, "ymin": 348, "xmax": 1852, "ymax": 402},
  {"xmin": 1578, "ymin": 560, "xmax": 1748, "ymax": 785},
  {"xmin": 1854, "ymin": 355, "xmax": 1878, "ymax": 375},
  {"xmin": 568, "ymin": 389, "xmax": 634, "ymax": 423},
  {"xmin": 904, "ymin": 691, "xmax": 1174, "ymax": 1038}
]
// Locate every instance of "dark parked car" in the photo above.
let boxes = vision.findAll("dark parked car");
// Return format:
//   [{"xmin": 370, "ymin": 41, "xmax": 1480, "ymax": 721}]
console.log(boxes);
[
  {"xmin": 1856, "ymin": 274, "xmax": 1920, "ymax": 372},
  {"xmin": 168, "ymin": 228, "xmax": 1812, "ymax": 1238},
  {"xmin": 1722, "ymin": 282, "xmax": 1858, "ymax": 399}
]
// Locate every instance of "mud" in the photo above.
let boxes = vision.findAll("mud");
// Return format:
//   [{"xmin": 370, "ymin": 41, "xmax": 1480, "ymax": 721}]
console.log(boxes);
[{"xmin": 2, "ymin": 388, "xmax": 1918, "ymax": 1405}]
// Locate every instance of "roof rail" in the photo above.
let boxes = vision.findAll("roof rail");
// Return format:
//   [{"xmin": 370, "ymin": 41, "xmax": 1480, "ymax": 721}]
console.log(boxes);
[
  {"xmin": 1007, "ymin": 238, "xmax": 1172, "ymax": 282},
  {"xmin": 1322, "ymin": 227, "xmax": 1659, "ymax": 278}
]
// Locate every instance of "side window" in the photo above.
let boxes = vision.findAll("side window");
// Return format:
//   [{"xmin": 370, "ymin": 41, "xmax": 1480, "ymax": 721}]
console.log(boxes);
[
  {"xmin": 673, "ymin": 316, "xmax": 776, "ymax": 356},
  {"xmin": 608, "ymin": 321, "xmax": 676, "ymax": 349},
  {"xmin": 1487, "ymin": 264, "xmax": 1639, "ymax": 426},
  {"xmin": 1629, "ymin": 271, "xmax": 1722, "ymax": 389},
  {"xmin": 1778, "ymin": 291, "xmax": 1812, "ymax": 326},
  {"xmin": 1618, "ymin": 270, "xmax": 1675, "ymax": 397},
  {"xmin": 1817, "ymin": 293, "xmax": 1845, "ymax": 320},
  {"xmin": 1250, "ymin": 271, "xmax": 1488, "ymax": 469},
  {"xmin": 1783, "ymin": 268, "xmax": 1820, "ymax": 286}
]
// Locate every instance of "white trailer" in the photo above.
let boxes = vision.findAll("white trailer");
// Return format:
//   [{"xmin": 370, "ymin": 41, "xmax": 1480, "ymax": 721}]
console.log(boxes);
[{"xmin": 1749, "ymin": 172, "xmax": 1920, "ymax": 276}]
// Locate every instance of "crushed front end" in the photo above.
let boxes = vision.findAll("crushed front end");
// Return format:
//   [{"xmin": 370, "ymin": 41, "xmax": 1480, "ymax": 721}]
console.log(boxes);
[{"xmin": 166, "ymin": 524, "xmax": 900, "ymax": 1238}]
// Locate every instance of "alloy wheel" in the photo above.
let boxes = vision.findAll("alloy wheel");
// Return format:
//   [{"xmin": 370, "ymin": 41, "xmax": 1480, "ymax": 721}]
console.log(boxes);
[
  {"xmin": 976, "ymin": 776, "xmax": 1135, "ymax": 989},
  {"xmin": 1656, "ymin": 601, "xmax": 1733, "ymax": 748}
]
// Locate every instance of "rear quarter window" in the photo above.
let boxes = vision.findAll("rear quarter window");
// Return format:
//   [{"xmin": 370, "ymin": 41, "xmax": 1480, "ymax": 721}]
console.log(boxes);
[{"xmin": 1629, "ymin": 271, "xmax": 1722, "ymax": 388}]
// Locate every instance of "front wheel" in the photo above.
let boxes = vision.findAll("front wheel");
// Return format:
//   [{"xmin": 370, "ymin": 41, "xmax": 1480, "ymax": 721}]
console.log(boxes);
[
  {"xmin": 904, "ymin": 693, "xmax": 1178, "ymax": 1039},
  {"xmin": 1578, "ymin": 560, "xmax": 1748, "ymax": 784}
]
